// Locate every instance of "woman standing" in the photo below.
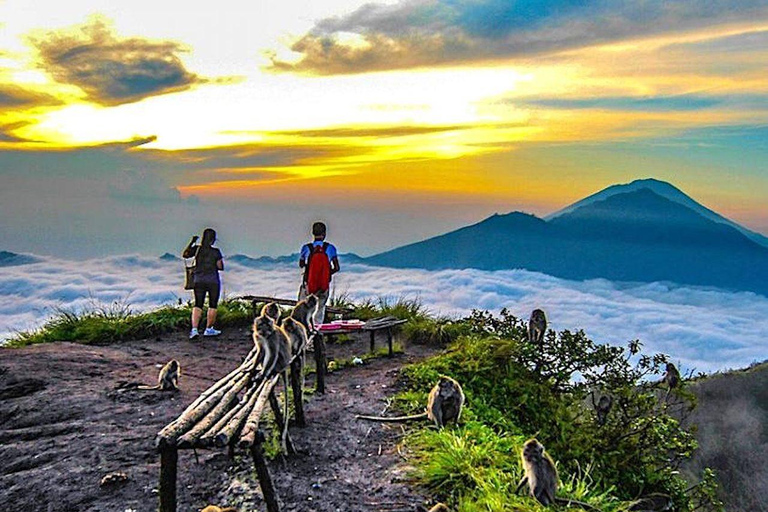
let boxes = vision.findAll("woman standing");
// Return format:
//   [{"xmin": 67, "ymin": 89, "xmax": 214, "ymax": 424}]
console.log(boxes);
[{"xmin": 183, "ymin": 228, "xmax": 224, "ymax": 339}]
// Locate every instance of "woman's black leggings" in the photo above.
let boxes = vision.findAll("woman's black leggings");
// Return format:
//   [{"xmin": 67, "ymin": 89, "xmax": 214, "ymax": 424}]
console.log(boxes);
[{"xmin": 193, "ymin": 282, "xmax": 220, "ymax": 309}]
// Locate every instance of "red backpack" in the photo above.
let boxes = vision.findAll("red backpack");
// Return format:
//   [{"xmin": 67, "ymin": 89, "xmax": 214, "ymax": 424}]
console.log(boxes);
[{"xmin": 305, "ymin": 242, "xmax": 331, "ymax": 294}]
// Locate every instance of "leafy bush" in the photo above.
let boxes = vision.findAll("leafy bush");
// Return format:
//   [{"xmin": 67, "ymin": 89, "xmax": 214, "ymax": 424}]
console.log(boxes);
[{"xmin": 396, "ymin": 309, "xmax": 722, "ymax": 512}]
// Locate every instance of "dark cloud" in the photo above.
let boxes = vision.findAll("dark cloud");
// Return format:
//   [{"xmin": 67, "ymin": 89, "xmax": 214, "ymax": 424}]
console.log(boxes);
[
  {"xmin": 0, "ymin": 84, "xmax": 60, "ymax": 109},
  {"xmin": 269, "ymin": 0, "xmax": 768, "ymax": 74},
  {"xmin": 30, "ymin": 18, "xmax": 205, "ymax": 105}
]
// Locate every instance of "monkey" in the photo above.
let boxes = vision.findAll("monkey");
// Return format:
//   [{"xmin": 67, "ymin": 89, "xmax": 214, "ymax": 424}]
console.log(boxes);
[
  {"xmin": 200, "ymin": 507, "xmax": 237, "ymax": 512},
  {"xmin": 415, "ymin": 504, "xmax": 449, "ymax": 512},
  {"xmin": 252, "ymin": 314, "xmax": 293, "ymax": 453},
  {"xmin": 260, "ymin": 302, "xmax": 281, "ymax": 322},
  {"xmin": 356, "ymin": 376, "xmax": 464, "ymax": 428},
  {"xmin": 516, "ymin": 438, "xmax": 558, "ymax": 506},
  {"xmin": 515, "ymin": 439, "xmax": 601, "ymax": 511},
  {"xmin": 282, "ymin": 316, "xmax": 310, "ymax": 388},
  {"xmin": 290, "ymin": 294, "xmax": 319, "ymax": 334},
  {"xmin": 528, "ymin": 309, "xmax": 547, "ymax": 344},
  {"xmin": 136, "ymin": 360, "xmax": 180, "ymax": 391},
  {"xmin": 661, "ymin": 362, "xmax": 680, "ymax": 389},
  {"xmin": 282, "ymin": 316, "xmax": 309, "ymax": 355},
  {"xmin": 590, "ymin": 392, "xmax": 612, "ymax": 426}
]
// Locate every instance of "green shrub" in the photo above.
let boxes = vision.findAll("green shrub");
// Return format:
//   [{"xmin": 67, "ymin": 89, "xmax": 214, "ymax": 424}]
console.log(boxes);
[
  {"xmin": 396, "ymin": 309, "xmax": 721, "ymax": 512},
  {"xmin": 6, "ymin": 297, "xmax": 254, "ymax": 347}
]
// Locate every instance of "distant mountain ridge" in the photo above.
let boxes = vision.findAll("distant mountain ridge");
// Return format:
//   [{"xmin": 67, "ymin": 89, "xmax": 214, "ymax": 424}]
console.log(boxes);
[
  {"xmin": 366, "ymin": 180, "xmax": 768, "ymax": 295},
  {"xmin": 0, "ymin": 251, "xmax": 39, "ymax": 267},
  {"xmin": 546, "ymin": 178, "xmax": 768, "ymax": 249}
]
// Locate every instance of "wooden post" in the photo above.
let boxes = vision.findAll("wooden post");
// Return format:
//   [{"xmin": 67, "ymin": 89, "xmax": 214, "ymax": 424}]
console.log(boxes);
[
  {"xmin": 290, "ymin": 357, "xmax": 306, "ymax": 427},
  {"xmin": 314, "ymin": 333, "xmax": 326, "ymax": 394},
  {"xmin": 158, "ymin": 446, "xmax": 178, "ymax": 512},
  {"xmin": 268, "ymin": 390, "xmax": 296, "ymax": 455},
  {"xmin": 386, "ymin": 327, "xmax": 393, "ymax": 357},
  {"xmin": 369, "ymin": 330, "xmax": 376, "ymax": 353},
  {"xmin": 251, "ymin": 431, "xmax": 281, "ymax": 512}
]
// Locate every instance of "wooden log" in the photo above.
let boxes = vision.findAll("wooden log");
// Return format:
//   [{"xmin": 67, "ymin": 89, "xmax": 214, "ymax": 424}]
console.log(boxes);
[
  {"xmin": 158, "ymin": 445, "xmax": 178, "ymax": 512},
  {"xmin": 387, "ymin": 327, "xmax": 393, "ymax": 357},
  {"xmin": 239, "ymin": 375, "xmax": 280, "ymax": 448},
  {"xmin": 250, "ymin": 431, "xmax": 280, "ymax": 512},
  {"xmin": 369, "ymin": 330, "xmax": 375, "ymax": 353},
  {"xmin": 199, "ymin": 381, "xmax": 261, "ymax": 447},
  {"xmin": 176, "ymin": 372, "xmax": 253, "ymax": 448},
  {"xmin": 268, "ymin": 390, "xmax": 296, "ymax": 455},
  {"xmin": 156, "ymin": 348, "xmax": 258, "ymax": 447},
  {"xmin": 213, "ymin": 379, "xmax": 266, "ymax": 448},
  {"xmin": 289, "ymin": 356, "xmax": 306, "ymax": 428},
  {"xmin": 314, "ymin": 333, "xmax": 327, "ymax": 394}
]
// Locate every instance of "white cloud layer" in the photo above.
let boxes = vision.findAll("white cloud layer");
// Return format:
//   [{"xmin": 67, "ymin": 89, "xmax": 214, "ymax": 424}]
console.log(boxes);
[{"xmin": 1, "ymin": 253, "xmax": 766, "ymax": 374}]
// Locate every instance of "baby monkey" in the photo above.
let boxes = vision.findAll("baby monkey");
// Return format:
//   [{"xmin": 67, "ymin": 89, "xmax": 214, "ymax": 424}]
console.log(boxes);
[
  {"xmin": 356, "ymin": 376, "xmax": 464, "ymax": 428},
  {"xmin": 137, "ymin": 360, "xmax": 180, "ymax": 391}
]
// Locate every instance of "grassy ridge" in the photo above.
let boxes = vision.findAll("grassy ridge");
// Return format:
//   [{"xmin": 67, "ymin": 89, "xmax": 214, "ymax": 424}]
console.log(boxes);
[
  {"xmin": 5, "ymin": 298, "xmax": 254, "ymax": 347},
  {"xmin": 386, "ymin": 309, "xmax": 723, "ymax": 512}
]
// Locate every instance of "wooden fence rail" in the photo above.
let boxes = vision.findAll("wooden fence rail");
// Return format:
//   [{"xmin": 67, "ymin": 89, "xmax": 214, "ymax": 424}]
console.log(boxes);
[{"xmin": 156, "ymin": 331, "xmax": 327, "ymax": 512}]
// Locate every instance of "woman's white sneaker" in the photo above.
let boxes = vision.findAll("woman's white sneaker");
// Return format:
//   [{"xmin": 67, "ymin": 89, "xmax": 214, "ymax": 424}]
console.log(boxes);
[
  {"xmin": 203, "ymin": 327, "xmax": 221, "ymax": 337},
  {"xmin": 189, "ymin": 328, "xmax": 199, "ymax": 339}
]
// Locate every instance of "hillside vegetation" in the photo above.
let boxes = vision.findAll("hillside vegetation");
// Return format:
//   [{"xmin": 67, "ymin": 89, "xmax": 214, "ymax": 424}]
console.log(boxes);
[{"xmin": 5, "ymin": 298, "xmax": 727, "ymax": 511}]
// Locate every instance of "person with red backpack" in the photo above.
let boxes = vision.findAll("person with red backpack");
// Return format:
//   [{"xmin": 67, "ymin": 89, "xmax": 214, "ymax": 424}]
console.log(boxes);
[{"xmin": 298, "ymin": 222, "xmax": 340, "ymax": 327}]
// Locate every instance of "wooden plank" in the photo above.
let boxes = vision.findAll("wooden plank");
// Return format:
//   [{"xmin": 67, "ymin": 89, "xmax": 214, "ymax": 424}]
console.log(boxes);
[
  {"xmin": 314, "ymin": 333, "xmax": 327, "ymax": 394},
  {"xmin": 369, "ymin": 330, "xmax": 376, "ymax": 353},
  {"xmin": 268, "ymin": 390, "xmax": 296, "ymax": 455},
  {"xmin": 250, "ymin": 432, "xmax": 280, "ymax": 512},
  {"xmin": 158, "ymin": 446, "xmax": 177, "ymax": 512},
  {"xmin": 387, "ymin": 327, "xmax": 394, "ymax": 357},
  {"xmin": 290, "ymin": 356, "xmax": 306, "ymax": 427}
]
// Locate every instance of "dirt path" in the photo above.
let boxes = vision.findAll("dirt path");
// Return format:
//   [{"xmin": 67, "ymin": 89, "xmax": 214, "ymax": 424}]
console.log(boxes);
[{"xmin": 0, "ymin": 327, "xmax": 436, "ymax": 512}]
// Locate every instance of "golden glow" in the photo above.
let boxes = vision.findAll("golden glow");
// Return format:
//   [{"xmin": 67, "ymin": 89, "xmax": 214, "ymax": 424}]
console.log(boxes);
[{"xmin": 0, "ymin": 0, "xmax": 766, "ymax": 224}]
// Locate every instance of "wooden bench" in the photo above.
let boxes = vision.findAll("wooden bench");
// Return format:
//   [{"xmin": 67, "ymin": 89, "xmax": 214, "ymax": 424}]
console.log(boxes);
[
  {"xmin": 155, "ymin": 333, "xmax": 327, "ymax": 512},
  {"xmin": 319, "ymin": 316, "xmax": 407, "ymax": 357}
]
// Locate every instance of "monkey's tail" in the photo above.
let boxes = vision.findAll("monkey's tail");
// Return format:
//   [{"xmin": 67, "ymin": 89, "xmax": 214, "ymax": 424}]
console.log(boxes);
[
  {"xmin": 136, "ymin": 384, "xmax": 163, "ymax": 391},
  {"xmin": 555, "ymin": 498, "xmax": 601, "ymax": 512},
  {"xmin": 355, "ymin": 412, "xmax": 428, "ymax": 422}
]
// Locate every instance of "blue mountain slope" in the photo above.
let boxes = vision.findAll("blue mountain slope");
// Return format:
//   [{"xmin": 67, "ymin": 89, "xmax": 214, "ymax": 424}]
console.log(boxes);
[
  {"xmin": 0, "ymin": 250, "xmax": 39, "ymax": 267},
  {"xmin": 366, "ymin": 188, "xmax": 768, "ymax": 295},
  {"xmin": 547, "ymin": 178, "xmax": 768, "ymax": 249}
]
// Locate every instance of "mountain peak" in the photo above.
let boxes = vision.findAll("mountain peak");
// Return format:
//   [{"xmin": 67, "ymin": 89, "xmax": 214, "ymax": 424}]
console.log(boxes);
[{"xmin": 547, "ymin": 178, "xmax": 768, "ymax": 248}]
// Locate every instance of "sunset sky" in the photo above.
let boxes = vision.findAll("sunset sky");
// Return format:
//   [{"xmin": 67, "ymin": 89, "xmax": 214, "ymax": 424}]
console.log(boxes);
[{"xmin": 1, "ymin": 0, "xmax": 766, "ymax": 257}]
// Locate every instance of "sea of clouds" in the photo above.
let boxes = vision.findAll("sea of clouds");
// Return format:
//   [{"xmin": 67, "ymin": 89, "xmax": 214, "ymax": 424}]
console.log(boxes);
[{"xmin": 1, "ymin": 253, "xmax": 766, "ymax": 373}]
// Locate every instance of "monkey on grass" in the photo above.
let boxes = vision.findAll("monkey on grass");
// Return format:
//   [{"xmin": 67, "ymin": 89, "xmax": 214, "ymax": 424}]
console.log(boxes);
[
  {"xmin": 118, "ymin": 360, "xmax": 180, "ymax": 391},
  {"xmin": 515, "ymin": 438, "xmax": 600, "ymax": 511},
  {"xmin": 356, "ymin": 376, "xmax": 464, "ymax": 428}
]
